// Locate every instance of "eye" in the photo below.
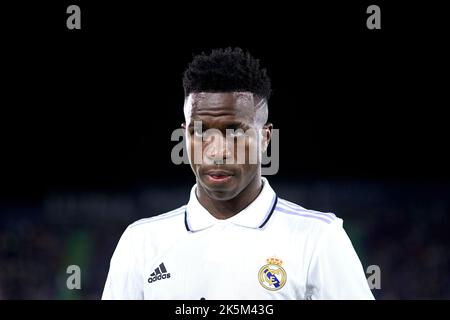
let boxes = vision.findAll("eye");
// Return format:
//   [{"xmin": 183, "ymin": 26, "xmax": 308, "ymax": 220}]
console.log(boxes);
[
  {"xmin": 229, "ymin": 129, "xmax": 245, "ymax": 138},
  {"xmin": 193, "ymin": 130, "xmax": 204, "ymax": 138},
  {"xmin": 189, "ymin": 126, "xmax": 205, "ymax": 138}
]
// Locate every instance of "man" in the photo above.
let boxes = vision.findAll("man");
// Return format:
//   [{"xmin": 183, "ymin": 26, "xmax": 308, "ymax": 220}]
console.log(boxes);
[{"xmin": 102, "ymin": 48, "xmax": 374, "ymax": 299}]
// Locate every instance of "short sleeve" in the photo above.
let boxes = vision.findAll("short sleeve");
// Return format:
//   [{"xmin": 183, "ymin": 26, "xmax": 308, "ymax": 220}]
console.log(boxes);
[
  {"xmin": 306, "ymin": 219, "xmax": 375, "ymax": 300},
  {"xmin": 102, "ymin": 227, "xmax": 144, "ymax": 300}
]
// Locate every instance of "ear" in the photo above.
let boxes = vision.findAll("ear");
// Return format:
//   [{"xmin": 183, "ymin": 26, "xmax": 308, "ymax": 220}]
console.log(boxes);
[{"xmin": 261, "ymin": 122, "xmax": 273, "ymax": 153}]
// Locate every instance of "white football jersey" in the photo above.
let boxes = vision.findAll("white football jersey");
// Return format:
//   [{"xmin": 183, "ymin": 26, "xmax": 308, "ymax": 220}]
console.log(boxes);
[{"xmin": 102, "ymin": 178, "xmax": 374, "ymax": 300}]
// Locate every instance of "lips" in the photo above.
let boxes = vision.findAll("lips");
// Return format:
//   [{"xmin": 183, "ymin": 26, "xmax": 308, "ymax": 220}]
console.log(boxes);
[
  {"xmin": 205, "ymin": 169, "xmax": 234, "ymax": 183},
  {"xmin": 206, "ymin": 170, "xmax": 233, "ymax": 177}
]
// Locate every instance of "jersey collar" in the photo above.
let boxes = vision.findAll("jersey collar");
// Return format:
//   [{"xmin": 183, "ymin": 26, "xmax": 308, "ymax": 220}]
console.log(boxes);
[{"xmin": 185, "ymin": 177, "xmax": 278, "ymax": 232}]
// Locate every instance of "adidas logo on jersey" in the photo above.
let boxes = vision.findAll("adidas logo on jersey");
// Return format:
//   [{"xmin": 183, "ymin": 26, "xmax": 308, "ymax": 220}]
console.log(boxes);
[{"xmin": 148, "ymin": 263, "xmax": 171, "ymax": 283}]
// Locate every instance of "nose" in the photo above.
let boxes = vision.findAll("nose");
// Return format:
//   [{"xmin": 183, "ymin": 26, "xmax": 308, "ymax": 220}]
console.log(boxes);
[{"xmin": 204, "ymin": 132, "xmax": 233, "ymax": 164}]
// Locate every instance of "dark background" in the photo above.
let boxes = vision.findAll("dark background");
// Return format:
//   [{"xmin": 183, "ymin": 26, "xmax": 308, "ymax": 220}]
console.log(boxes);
[{"xmin": 1, "ymin": 1, "xmax": 449, "ymax": 299}]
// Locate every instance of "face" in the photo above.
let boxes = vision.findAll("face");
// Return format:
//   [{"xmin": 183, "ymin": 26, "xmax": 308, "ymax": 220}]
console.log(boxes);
[{"xmin": 183, "ymin": 92, "xmax": 271, "ymax": 201}]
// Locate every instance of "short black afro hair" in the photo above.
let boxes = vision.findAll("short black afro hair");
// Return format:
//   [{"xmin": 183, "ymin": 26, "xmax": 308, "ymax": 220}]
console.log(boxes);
[{"xmin": 183, "ymin": 47, "xmax": 271, "ymax": 100}]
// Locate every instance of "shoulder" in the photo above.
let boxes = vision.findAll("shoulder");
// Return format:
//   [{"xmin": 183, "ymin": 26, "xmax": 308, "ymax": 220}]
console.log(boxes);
[
  {"xmin": 274, "ymin": 197, "xmax": 340, "ymax": 227},
  {"xmin": 127, "ymin": 205, "xmax": 187, "ymax": 233},
  {"xmin": 110, "ymin": 206, "xmax": 187, "ymax": 260},
  {"xmin": 274, "ymin": 198, "xmax": 351, "ymax": 256}
]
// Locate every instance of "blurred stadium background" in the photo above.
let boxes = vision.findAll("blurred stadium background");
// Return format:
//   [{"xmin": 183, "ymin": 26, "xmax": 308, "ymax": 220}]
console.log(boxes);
[
  {"xmin": 1, "ymin": 1, "xmax": 449, "ymax": 299},
  {"xmin": 1, "ymin": 179, "xmax": 449, "ymax": 299}
]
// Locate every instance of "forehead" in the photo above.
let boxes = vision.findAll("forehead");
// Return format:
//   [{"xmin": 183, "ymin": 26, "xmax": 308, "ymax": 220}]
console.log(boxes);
[{"xmin": 184, "ymin": 92, "xmax": 256, "ymax": 122}]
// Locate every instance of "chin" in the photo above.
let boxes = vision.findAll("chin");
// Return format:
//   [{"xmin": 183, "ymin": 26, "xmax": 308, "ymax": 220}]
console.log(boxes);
[
  {"xmin": 210, "ymin": 190, "xmax": 239, "ymax": 201},
  {"xmin": 202, "ymin": 183, "xmax": 240, "ymax": 201}
]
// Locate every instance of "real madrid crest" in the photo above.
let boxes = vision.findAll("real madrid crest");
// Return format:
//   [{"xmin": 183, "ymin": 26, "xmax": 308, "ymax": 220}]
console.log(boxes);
[{"xmin": 258, "ymin": 257, "xmax": 287, "ymax": 291}]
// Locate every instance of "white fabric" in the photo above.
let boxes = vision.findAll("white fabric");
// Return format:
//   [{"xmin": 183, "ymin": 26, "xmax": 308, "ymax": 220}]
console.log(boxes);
[{"xmin": 102, "ymin": 178, "xmax": 374, "ymax": 300}]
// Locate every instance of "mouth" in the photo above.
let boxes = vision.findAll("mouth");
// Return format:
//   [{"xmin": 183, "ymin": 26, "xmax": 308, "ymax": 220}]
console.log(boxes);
[{"xmin": 205, "ymin": 170, "xmax": 234, "ymax": 183}]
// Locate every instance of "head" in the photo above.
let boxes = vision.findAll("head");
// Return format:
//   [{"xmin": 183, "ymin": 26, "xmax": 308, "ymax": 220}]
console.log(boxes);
[{"xmin": 182, "ymin": 47, "xmax": 272, "ymax": 201}]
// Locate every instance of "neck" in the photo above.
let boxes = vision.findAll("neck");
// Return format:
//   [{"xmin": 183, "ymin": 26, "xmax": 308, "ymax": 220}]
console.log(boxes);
[{"xmin": 196, "ymin": 175, "xmax": 263, "ymax": 220}]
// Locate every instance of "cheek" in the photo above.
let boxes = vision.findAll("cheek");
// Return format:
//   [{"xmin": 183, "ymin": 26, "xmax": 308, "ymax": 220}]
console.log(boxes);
[
  {"xmin": 231, "ymin": 136, "xmax": 260, "ymax": 168},
  {"xmin": 186, "ymin": 135, "xmax": 197, "ymax": 165},
  {"xmin": 187, "ymin": 135, "xmax": 210, "ymax": 168},
  {"xmin": 242, "ymin": 135, "xmax": 260, "ymax": 164}
]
